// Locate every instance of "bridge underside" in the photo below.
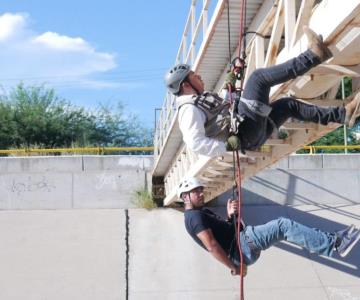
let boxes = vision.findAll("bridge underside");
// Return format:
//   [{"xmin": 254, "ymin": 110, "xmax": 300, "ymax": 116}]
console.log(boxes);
[{"xmin": 153, "ymin": 0, "xmax": 360, "ymax": 206}]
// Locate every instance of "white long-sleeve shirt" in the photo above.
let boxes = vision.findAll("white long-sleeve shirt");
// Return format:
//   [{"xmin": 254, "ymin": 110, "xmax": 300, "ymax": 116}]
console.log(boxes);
[{"xmin": 177, "ymin": 95, "xmax": 227, "ymax": 157}]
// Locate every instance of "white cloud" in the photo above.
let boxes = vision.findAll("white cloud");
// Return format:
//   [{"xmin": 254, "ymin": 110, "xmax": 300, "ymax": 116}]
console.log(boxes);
[
  {"xmin": 0, "ymin": 13, "xmax": 118, "ymax": 89},
  {"xmin": 33, "ymin": 32, "xmax": 91, "ymax": 52},
  {"xmin": 0, "ymin": 13, "xmax": 26, "ymax": 41}
]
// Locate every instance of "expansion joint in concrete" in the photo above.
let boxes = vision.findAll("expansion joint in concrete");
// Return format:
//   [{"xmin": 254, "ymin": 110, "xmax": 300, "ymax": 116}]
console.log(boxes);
[
  {"xmin": 125, "ymin": 209, "xmax": 129, "ymax": 300},
  {"xmin": 81, "ymin": 156, "xmax": 85, "ymax": 171}
]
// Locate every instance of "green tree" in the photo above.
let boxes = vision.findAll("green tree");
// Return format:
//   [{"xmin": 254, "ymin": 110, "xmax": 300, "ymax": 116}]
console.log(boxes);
[
  {"xmin": 7, "ymin": 84, "xmax": 95, "ymax": 147},
  {"xmin": 0, "ymin": 84, "xmax": 153, "ymax": 152},
  {"xmin": 0, "ymin": 101, "xmax": 17, "ymax": 148},
  {"xmin": 93, "ymin": 103, "xmax": 153, "ymax": 154}
]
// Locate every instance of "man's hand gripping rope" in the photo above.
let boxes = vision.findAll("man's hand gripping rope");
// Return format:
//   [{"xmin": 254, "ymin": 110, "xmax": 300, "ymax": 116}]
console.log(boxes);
[{"xmin": 227, "ymin": 199, "xmax": 248, "ymax": 277}]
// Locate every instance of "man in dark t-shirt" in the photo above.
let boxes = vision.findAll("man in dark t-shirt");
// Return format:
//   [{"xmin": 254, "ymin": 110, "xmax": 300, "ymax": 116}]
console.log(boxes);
[
  {"xmin": 184, "ymin": 208, "xmax": 234, "ymax": 253},
  {"xmin": 178, "ymin": 177, "xmax": 360, "ymax": 276}
]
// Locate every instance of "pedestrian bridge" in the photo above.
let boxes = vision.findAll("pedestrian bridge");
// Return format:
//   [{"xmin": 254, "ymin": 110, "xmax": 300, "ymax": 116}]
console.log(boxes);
[{"xmin": 152, "ymin": 0, "xmax": 360, "ymax": 205}]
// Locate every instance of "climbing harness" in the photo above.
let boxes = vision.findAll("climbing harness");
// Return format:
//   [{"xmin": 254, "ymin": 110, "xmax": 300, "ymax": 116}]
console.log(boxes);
[{"xmin": 176, "ymin": 93, "xmax": 231, "ymax": 140}]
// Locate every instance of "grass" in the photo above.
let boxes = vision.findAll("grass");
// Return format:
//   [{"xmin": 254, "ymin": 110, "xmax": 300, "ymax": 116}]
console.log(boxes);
[{"xmin": 132, "ymin": 188, "xmax": 157, "ymax": 209}]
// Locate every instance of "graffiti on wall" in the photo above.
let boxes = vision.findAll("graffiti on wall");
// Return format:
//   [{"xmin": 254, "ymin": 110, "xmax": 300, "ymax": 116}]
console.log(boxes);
[
  {"xmin": 10, "ymin": 176, "xmax": 56, "ymax": 195},
  {"xmin": 95, "ymin": 172, "xmax": 121, "ymax": 190}
]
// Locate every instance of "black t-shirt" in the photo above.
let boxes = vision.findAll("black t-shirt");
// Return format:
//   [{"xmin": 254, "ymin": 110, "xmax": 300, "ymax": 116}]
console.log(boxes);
[{"xmin": 184, "ymin": 208, "xmax": 235, "ymax": 254}]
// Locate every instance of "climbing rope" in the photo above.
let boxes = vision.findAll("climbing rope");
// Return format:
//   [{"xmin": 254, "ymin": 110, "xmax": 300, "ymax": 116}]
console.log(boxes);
[
  {"xmin": 235, "ymin": 151, "xmax": 244, "ymax": 300},
  {"xmin": 237, "ymin": 3, "xmax": 247, "ymax": 300},
  {"xmin": 226, "ymin": 0, "xmax": 247, "ymax": 299}
]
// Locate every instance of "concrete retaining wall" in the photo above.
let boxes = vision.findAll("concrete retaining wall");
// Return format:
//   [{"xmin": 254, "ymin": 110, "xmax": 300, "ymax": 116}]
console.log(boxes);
[
  {"xmin": 0, "ymin": 154, "xmax": 358, "ymax": 210},
  {"xmin": 0, "ymin": 154, "xmax": 358, "ymax": 299},
  {"xmin": 0, "ymin": 155, "xmax": 153, "ymax": 210},
  {"xmin": 214, "ymin": 154, "xmax": 360, "ymax": 206},
  {"xmin": 2, "ymin": 207, "xmax": 358, "ymax": 300}
]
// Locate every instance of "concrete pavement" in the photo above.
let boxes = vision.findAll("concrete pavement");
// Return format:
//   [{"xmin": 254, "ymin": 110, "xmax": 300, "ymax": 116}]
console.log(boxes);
[{"xmin": 0, "ymin": 209, "xmax": 126, "ymax": 300}]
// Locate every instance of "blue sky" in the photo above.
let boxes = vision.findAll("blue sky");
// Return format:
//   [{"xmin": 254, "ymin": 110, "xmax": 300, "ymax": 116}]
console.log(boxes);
[{"xmin": 0, "ymin": 1, "xmax": 198, "ymax": 129}]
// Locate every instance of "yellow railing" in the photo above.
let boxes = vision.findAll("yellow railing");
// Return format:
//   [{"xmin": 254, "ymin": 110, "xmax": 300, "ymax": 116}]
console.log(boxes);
[
  {"xmin": 0, "ymin": 146, "xmax": 154, "ymax": 156},
  {"xmin": 0, "ymin": 145, "xmax": 358, "ymax": 156},
  {"xmin": 302, "ymin": 145, "xmax": 360, "ymax": 154}
]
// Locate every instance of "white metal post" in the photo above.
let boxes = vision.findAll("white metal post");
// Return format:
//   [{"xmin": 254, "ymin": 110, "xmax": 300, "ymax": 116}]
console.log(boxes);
[
  {"xmin": 284, "ymin": 0, "xmax": 296, "ymax": 51},
  {"xmin": 341, "ymin": 78, "xmax": 348, "ymax": 154},
  {"xmin": 191, "ymin": 2, "xmax": 196, "ymax": 65},
  {"xmin": 202, "ymin": 0, "xmax": 209, "ymax": 37}
]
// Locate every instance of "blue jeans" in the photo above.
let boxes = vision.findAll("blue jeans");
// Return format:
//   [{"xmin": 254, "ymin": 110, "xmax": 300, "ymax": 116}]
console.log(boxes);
[
  {"xmin": 237, "ymin": 50, "xmax": 345, "ymax": 150},
  {"xmin": 231, "ymin": 217, "xmax": 337, "ymax": 266}
]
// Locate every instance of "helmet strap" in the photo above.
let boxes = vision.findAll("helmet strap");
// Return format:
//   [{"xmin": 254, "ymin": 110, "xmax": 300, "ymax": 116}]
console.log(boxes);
[
  {"xmin": 184, "ymin": 78, "xmax": 201, "ymax": 96},
  {"xmin": 183, "ymin": 192, "xmax": 193, "ymax": 208}
]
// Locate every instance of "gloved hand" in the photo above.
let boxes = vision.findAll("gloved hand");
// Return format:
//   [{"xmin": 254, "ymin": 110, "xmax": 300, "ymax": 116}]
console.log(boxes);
[
  {"xmin": 226, "ymin": 135, "xmax": 241, "ymax": 151},
  {"xmin": 278, "ymin": 129, "xmax": 289, "ymax": 140},
  {"xmin": 224, "ymin": 71, "xmax": 236, "ymax": 88}
]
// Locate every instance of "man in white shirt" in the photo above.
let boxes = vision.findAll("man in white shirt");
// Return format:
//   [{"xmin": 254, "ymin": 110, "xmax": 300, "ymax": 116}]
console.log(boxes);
[
  {"xmin": 177, "ymin": 91, "xmax": 228, "ymax": 157},
  {"xmin": 165, "ymin": 27, "xmax": 360, "ymax": 157}
]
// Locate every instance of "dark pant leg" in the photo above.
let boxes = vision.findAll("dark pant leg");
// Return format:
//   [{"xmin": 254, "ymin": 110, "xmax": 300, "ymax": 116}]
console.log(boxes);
[
  {"xmin": 242, "ymin": 50, "xmax": 321, "ymax": 105},
  {"xmin": 269, "ymin": 97, "xmax": 346, "ymax": 127}
]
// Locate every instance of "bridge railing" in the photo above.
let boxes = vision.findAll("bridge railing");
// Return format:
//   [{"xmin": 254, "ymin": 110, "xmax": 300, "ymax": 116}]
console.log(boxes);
[{"xmin": 154, "ymin": 0, "xmax": 214, "ymax": 161}]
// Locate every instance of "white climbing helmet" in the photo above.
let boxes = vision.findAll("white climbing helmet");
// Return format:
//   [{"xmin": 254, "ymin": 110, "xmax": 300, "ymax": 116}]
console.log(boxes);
[
  {"xmin": 164, "ymin": 63, "xmax": 191, "ymax": 95},
  {"xmin": 177, "ymin": 177, "xmax": 204, "ymax": 199}
]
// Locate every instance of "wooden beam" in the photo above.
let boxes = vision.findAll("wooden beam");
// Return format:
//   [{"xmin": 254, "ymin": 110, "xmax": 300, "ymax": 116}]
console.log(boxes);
[
  {"xmin": 311, "ymin": 65, "xmax": 360, "ymax": 77},
  {"xmin": 244, "ymin": 40, "xmax": 257, "ymax": 82},
  {"xmin": 291, "ymin": 0, "xmax": 316, "ymax": 47},
  {"xmin": 205, "ymin": 168, "xmax": 233, "ymax": 176},
  {"xmin": 284, "ymin": 0, "xmax": 296, "ymax": 51},
  {"xmin": 282, "ymin": 122, "xmax": 318, "ymax": 130},
  {"xmin": 245, "ymin": 150, "xmax": 272, "ymax": 158},
  {"xmin": 265, "ymin": 138, "xmax": 291, "ymax": 145},
  {"xmin": 255, "ymin": 35, "xmax": 265, "ymax": 68},
  {"xmin": 264, "ymin": 0, "xmax": 285, "ymax": 67},
  {"xmin": 326, "ymin": 81, "xmax": 341, "ymax": 100}
]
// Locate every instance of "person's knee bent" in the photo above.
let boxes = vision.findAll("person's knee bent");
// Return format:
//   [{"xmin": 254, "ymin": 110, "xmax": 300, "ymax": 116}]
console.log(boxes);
[
  {"xmin": 271, "ymin": 97, "xmax": 299, "ymax": 115},
  {"xmin": 274, "ymin": 97, "xmax": 297, "ymax": 107},
  {"xmin": 243, "ymin": 68, "xmax": 271, "ymax": 100},
  {"xmin": 248, "ymin": 68, "xmax": 266, "ymax": 83}
]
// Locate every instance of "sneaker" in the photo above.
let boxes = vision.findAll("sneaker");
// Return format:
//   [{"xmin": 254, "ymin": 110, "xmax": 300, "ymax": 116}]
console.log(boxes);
[
  {"xmin": 336, "ymin": 226, "xmax": 360, "ymax": 257},
  {"xmin": 336, "ymin": 224, "xmax": 355, "ymax": 237}
]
